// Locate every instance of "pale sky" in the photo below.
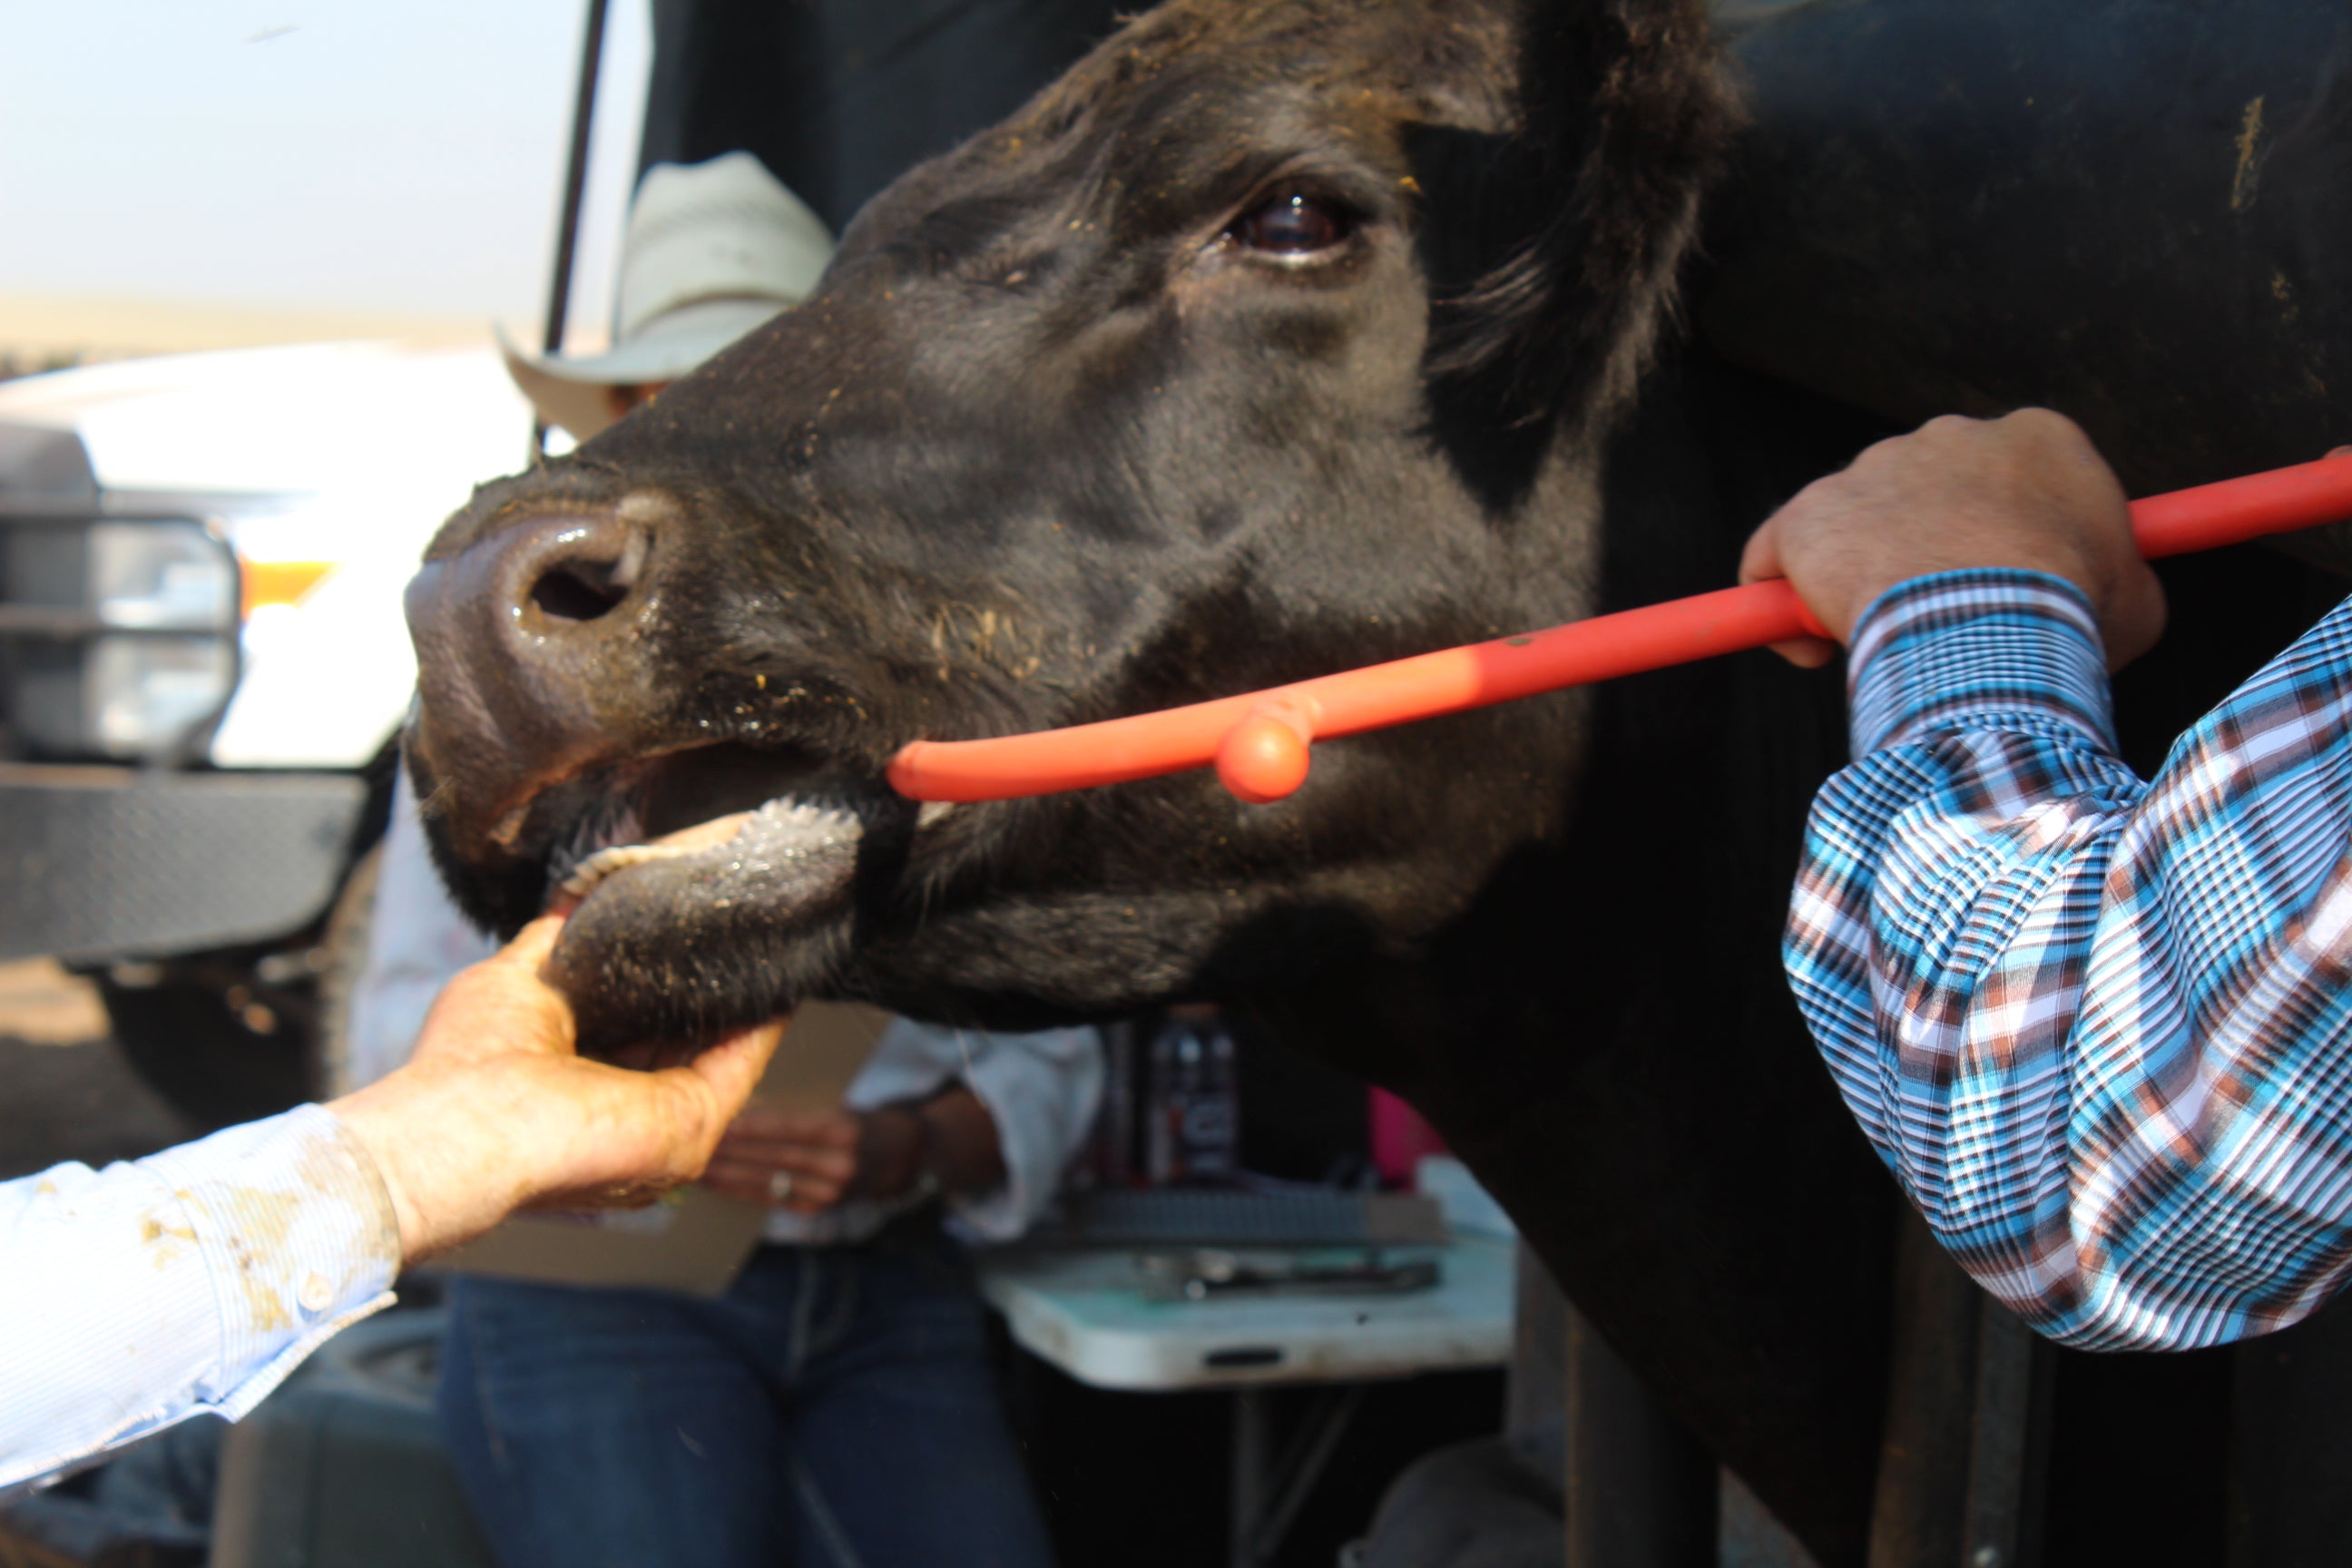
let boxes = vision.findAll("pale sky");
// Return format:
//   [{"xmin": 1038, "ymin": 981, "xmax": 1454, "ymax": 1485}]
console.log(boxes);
[{"xmin": 0, "ymin": 0, "xmax": 652, "ymax": 338}]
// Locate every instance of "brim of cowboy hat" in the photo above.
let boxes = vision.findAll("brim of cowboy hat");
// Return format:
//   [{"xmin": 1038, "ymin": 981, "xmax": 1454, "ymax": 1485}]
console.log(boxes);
[{"xmin": 497, "ymin": 297, "xmax": 788, "ymax": 440}]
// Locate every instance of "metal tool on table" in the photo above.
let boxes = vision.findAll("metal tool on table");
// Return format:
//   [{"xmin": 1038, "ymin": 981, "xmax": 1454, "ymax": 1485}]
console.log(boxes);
[
  {"xmin": 1137, "ymin": 1249, "xmax": 1441, "ymax": 1303},
  {"xmin": 889, "ymin": 454, "xmax": 2352, "ymax": 806}
]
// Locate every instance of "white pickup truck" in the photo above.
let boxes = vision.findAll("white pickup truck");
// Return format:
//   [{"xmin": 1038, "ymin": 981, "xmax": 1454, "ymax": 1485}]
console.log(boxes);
[{"xmin": 0, "ymin": 340, "xmax": 534, "ymax": 1123}]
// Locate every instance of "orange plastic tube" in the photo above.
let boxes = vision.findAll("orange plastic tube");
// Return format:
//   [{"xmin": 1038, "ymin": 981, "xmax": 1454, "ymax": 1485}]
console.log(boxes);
[{"xmin": 889, "ymin": 455, "xmax": 2352, "ymax": 805}]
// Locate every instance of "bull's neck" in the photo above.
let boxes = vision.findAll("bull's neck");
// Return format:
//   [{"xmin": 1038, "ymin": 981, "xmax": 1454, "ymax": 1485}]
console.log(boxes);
[
  {"xmin": 1240, "ymin": 348, "xmax": 1900, "ymax": 1568},
  {"xmin": 1246, "ymin": 340, "xmax": 1871, "ymax": 1104}
]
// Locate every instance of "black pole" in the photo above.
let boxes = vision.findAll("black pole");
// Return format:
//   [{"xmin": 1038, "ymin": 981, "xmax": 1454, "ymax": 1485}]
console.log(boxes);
[{"xmin": 534, "ymin": 0, "xmax": 612, "ymax": 460}]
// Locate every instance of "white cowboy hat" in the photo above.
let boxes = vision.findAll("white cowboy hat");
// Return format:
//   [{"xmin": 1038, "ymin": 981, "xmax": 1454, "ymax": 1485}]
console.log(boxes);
[{"xmin": 501, "ymin": 151, "xmax": 835, "ymax": 440}]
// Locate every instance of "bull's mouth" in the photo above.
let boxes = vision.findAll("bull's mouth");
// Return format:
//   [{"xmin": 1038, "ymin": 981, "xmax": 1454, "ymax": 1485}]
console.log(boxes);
[
  {"xmin": 503, "ymin": 741, "xmax": 948, "ymax": 1054},
  {"xmin": 550, "ymin": 794, "xmax": 867, "ymax": 914},
  {"xmin": 541, "ymin": 744, "xmax": 886, "ymax": 914}
]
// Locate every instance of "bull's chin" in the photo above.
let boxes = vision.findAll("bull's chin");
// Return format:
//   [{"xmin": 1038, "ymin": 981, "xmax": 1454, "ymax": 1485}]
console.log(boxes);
[{"xmin": 544, "ymin": 797, "xmax": 869, "ymax": 1058}]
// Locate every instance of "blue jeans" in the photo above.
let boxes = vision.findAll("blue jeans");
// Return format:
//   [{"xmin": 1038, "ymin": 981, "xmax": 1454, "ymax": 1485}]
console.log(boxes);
[{"xmin": 437, "ymin": 1234, "xmax": 1055, "ymax": 1568}]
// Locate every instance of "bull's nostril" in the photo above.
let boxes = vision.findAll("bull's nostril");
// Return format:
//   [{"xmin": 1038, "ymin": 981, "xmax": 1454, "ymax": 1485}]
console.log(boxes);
[
  {"xmin": 529, "ymin": 559, "xmax": 633, "ymax": 622},
  {"xmin": 507, "ymin": 520, "xmax": 649, "ymax": 629}
]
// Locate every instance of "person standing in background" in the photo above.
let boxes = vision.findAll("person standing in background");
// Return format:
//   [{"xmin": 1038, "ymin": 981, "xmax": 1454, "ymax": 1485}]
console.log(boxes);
[{"xmin": 352, "ymin": 152, "xmax": 1093, "ymax": 1568}]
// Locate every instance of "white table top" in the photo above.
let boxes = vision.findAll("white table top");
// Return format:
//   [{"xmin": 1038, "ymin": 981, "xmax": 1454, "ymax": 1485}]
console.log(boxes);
[{"xmin": 975, "ymin": 1237, "xmax": 1516, "ymax": 1392}]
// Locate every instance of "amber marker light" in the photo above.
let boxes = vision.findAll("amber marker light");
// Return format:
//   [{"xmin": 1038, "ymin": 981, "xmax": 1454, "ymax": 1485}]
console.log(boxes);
[{"xmin": 240, "ymin": 559, "xmax": 337, "ymax": 616}]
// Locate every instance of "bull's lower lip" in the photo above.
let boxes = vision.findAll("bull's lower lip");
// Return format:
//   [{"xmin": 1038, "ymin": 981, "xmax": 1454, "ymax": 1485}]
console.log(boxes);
[
  {"xmin": 537, "ymin": 793, "xmax": 868, "ymax": 1055},
  {"xmin": 532, "ymin": 769, "xmax": 952, "ymax": 1055}
]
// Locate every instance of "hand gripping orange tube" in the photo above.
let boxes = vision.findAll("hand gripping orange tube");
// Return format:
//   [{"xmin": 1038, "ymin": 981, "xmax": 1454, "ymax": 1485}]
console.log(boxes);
[{"xmin": 888, "ymin": 454, "xmax": 2352, "ymax": 806}]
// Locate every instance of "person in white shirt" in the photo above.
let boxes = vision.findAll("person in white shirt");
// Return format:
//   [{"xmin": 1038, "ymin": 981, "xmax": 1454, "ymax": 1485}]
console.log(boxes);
[{"xmin": 345, "ymin": 153, "xmax": 1098, "ymax": 1568}]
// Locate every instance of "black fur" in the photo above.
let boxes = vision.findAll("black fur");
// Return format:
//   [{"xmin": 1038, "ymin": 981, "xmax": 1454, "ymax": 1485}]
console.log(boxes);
[
  {"xmin": 1426, "ymin": 0, "xmax": 1740, "ymax": 434},
  {"xmin": 404, "ymin": 3, "xmax": 1890, "ymax": 1558}
]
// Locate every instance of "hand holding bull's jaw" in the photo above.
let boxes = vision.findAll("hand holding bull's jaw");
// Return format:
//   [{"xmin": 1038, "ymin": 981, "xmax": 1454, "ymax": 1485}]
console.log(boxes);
[{"xmin": 332, "ymin": 811, "xmax": 789, "ymax": 1262}]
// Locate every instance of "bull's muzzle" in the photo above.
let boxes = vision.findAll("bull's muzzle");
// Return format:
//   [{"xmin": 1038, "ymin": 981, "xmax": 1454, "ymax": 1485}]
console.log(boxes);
[{"xmin": 403, "ymin": 502, "xmax": 663, "ymax": 858}]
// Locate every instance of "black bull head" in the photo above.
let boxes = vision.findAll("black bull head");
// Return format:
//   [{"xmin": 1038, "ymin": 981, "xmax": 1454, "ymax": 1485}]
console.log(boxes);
[
  {"xmin": 406, "ymin": 0, "xmax": 1907, "ymax": 1548},
  {"xmin": 407, "ymin": 0, "xmax": 1740, "ymax": 1040},
  {"xmin": 406, "ymin": 0, "xmax": 1897, "ymax": 1559},
  {"xmin": 401, "ymin": 0, "xmax": 2352, "ymax": 1557}
]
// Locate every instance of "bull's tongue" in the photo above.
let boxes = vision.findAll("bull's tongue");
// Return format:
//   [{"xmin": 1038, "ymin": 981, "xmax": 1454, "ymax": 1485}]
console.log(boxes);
[{"xmin": 542, "ymin": 796, "xmax": 869, "ymax": 1048}]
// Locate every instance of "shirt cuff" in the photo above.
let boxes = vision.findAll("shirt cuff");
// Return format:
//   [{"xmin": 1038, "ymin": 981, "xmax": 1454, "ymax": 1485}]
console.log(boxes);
[
  {"xmin": 1847, "ymin": 569, "xmax": 2118, "ymax": 758},
  {"xmin": 138, "ymin": 1103, "xmax": 402, "ymax": 1418}
]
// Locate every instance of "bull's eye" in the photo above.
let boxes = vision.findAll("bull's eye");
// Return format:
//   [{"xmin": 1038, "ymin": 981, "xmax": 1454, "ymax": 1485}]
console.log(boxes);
[{"xmin": 1230, "ymin": 190, "xmax": 1357, "ymax": 259}]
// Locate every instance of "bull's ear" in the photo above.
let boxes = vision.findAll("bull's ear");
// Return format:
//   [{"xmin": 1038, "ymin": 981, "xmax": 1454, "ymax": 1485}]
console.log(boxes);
[{"xmin": 1424, "ymin": 0, "xmax": 1739, "ymax": 441}]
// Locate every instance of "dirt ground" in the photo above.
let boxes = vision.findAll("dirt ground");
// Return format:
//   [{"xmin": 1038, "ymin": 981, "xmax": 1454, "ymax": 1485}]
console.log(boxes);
[{"xmin": 0, "ymin": 959, "xmax": 193, "ymax": 1181}]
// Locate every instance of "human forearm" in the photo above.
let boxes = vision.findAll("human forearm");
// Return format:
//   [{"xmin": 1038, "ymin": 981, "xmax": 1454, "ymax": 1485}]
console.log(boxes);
[
  {"xmin": 0, "ymin": 1107, "xmax": 398, "ymax": 1499},
  {"xmin": 329, "ymin": 1058, "xmax": 566, "ymax": 1259},
  {"xmin": 702, "ymin": 1022, "xmax": 1102, "ymax": 1231},
  {"xmin": 862, "ymin": 1085, "xmax": 1006, "ymax": 1200},
  {"xmin": 328, "ymin": 1029, "xmax": 728, "ymax": 1260},
  {"xmin": 0, "ymin": 911, "xmax": 781, "ymax": 1498},
  {"xmin": 1788, "ymin": 572, "xmax": 2141, "ymax": 1339},
  {"xmin": 1756, "ymin": 412, "xmax": 2352, "ymax": 1348},
  {"xmin": 924, "ymin": 1024, "xmax": 1103, "ymax": 1240},
  {"xmin": 699, "ymin": 1087, "xmax": 1002, "ymax": 1213},
  {"xmin": 918, "ymin": 1084, "xmax": 1007, "ymax": 1193},
  {"xmin": 329, "ymin": 916, "xmax": 783, "ymax": 1259},
  {"xmin": 1792, "ymin": 573, "xmax": 2352, "ymax": 1348}
]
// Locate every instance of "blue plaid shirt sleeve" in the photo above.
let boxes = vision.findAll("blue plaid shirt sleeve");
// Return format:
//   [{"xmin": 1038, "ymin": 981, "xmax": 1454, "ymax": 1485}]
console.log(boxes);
[{"xmin": 1787, "ymin": 567, "xmax": 2352, "ymax": 1350}]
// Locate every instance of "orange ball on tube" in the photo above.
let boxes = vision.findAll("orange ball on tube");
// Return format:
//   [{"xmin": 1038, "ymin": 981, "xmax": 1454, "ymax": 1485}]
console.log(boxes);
[{"xmin": 1217, "ymin": 711, "xmax": 1313, "ymax": 803}]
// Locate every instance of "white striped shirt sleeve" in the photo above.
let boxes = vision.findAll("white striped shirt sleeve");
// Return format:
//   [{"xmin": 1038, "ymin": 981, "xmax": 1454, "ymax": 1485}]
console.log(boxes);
[{"xmin": 0, "ymin": 1103, "xmax": 401, "ymax": 1498}]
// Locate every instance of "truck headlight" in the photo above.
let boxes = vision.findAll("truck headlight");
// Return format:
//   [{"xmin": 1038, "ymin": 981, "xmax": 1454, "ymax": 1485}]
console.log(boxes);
[
  {"xmin": 90, "ymin": 520, "xmax": 242, "ymax": 632},
  {"xmin": 2, "ymin": 515, "xmax": 241, "ymax": 760},
  {"xmin": 83, "ymin": 634, "xmax": 240, "ymax": 754}
]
